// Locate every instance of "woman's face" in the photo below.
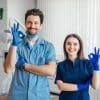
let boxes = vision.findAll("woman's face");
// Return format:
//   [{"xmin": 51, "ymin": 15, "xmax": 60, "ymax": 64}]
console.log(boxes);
[{"xmin": 65, "ymin": 37, "xmax": 80, "ymax": 58}]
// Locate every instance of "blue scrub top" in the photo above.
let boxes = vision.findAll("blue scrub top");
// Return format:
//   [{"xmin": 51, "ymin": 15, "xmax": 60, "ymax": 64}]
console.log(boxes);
[
  {"xmin": 7, "ymin": 37, "xmax": 56, "ymax": 100},
  {"xmin": 55, "ymin": 58, "xmax": 93, "ymax": 100}
]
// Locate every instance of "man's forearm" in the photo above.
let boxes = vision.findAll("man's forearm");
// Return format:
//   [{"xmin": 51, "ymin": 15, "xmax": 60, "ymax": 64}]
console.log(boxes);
[
  {"xmin": 3, "ymin": 46, "xmax": 17, "ymax": 74},
  {"xmin": 24, "ymin": 62, "xmax": 56, "ymax": 76}
]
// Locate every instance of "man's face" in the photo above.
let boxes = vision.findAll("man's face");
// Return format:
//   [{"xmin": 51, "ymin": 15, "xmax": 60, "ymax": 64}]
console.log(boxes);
[{"xmin": 25, "ymin": 15, "xmax": 42, "ymax": 34}]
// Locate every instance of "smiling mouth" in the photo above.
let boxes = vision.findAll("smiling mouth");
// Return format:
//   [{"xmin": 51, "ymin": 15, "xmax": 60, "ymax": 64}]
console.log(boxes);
[{"xmin": 28, "ymin": 28, "xmax": 37, "ymax": 30}]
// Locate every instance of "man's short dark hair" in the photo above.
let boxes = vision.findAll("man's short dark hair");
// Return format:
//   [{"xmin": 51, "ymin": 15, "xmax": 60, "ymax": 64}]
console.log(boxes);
[{"xmin": 25, "ymin": 8, "xmax": 44, "ymax": 24}]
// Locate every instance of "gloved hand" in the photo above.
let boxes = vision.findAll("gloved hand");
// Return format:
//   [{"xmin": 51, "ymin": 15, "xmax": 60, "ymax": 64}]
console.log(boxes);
[
  {"xmin": 11, "ymin": 23, "xmax": 25, "ymax": 46},
  {"xmin": 16, "ymin": 56, "xmax": 26, "ymax": 70},
  {"xmin": 88, "ymin": 47, "xmax": 100, "ymax": 71},
  {"xmin": 77, "ymin": 81, "xmax": 90, "ymax": 90}
]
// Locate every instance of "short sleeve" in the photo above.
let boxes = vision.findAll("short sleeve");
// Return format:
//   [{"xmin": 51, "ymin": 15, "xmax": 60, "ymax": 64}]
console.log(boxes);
[
  {"xmin": 45, "ymin": 43, "xmax": 56, "ymax": 63},
  {"xmin": 55, "ymin": 63, "xmax": 63, "ymax": 84}
]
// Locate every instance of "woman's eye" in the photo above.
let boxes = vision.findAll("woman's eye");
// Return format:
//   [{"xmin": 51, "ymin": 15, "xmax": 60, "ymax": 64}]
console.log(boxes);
[
  {"xmin": 74, "ymin": 43, "xmax": 78, "ymax": 46},
  {"xmin": 66, "ymin": 42, "xmax": 71, "ymax": 45}
]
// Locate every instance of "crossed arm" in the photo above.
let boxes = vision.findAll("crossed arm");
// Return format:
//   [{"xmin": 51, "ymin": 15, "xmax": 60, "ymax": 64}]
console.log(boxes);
[
  {"xmin": 3, "ymin": 46, "xmax": 56, "ymax": 77},
  {"xmin": 56, "ymin": 71, "xmax": 100, "ymax": 92}
]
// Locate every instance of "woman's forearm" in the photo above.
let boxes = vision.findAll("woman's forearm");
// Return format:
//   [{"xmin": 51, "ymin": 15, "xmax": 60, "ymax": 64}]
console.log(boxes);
[
  {"xmin": 91, "ymin": 71, "xmax": 100, "ymax": 89},
  {"xmin": 56, "ymin": 80, "xmax": 77, "ymax": 91}
]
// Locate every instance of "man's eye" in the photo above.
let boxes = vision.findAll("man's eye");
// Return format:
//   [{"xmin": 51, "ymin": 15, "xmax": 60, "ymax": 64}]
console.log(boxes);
[
  {"xmin": 27, "ymin": 21, "xmax": 32, "ymax": 24},
  {"xmin": 34, "ymin": 22, "xmax": 39, "ymax": 24}
]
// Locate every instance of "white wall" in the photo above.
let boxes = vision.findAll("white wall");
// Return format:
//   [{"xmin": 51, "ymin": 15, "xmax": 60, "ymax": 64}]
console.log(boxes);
[
  {"xmin": 7, "ymin": 0, "xmax": 36, "ymax": 26},
  {"xmin": 0, "ymin": 0, "xmax": 7, "ymax": 33},
  {"xmin": 37, "ymin": 0, "xmax": 100, "ymax": 59},
  {"xmin": 95, "ymin": 0, "xmax": 100, "ymax": 47},
  {"xmin": 0, "ymin": 0, "xmax": 36, "ymax": 32}
]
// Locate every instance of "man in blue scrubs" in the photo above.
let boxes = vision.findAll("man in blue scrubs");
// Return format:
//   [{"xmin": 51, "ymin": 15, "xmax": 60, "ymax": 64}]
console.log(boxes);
[{"xmin": 4, "ymin": 8, "xmax": 56, "ymax": 100}]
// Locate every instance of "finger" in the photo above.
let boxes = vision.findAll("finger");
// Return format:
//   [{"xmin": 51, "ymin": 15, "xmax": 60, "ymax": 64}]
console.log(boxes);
[
  {"xmin": 99, "ymin": 48, "xmax": 100, "ymax": 55},
  {"xmin": 97, "ymin": 48, "xmax": 99, "ymax": 55},
  {"xmin": 13, "ymin": 23, "xmax": 16, "ymax": 32},
  {"xmin": 88, "ymin": 53, "xmax": 94, "ymax": 59},
  {"xmin": 94, "ymin": 47, "xmax": 96, "ymax": 54},
  {"xmin": 16, "ymin": 23, "xmax": 19, "ymax": 31},
  {"xmin": 88, "ymin": 55, "xmax": 91, "ymax": 59},
  {"xmin": 94, "ymin": 47, "xmax": 100, "ymax": 55},
  {"xmin": 98, "ymin": 48, "xmax": 100, "ymax": 55},
  {"xmin": 18, "ymin": 31, "xmax": 25, "ymax": 38}
]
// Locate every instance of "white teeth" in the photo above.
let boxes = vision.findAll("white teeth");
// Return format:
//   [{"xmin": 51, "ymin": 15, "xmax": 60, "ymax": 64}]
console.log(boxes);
[{"xmin": 69, "ymin": 50, "xmax": 74, "ymax": 52}]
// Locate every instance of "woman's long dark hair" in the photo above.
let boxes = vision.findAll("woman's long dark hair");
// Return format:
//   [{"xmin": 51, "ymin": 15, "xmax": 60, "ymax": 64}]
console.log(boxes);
[{"xmin": 63, "ymin": 33, "xmax": 85, "ymax": 60}]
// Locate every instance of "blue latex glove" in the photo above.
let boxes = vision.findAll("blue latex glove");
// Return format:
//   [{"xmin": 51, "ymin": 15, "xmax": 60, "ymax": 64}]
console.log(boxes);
[
  {"xmin": 11, "ymin": 23, "xmax": 25, "ymax": 46},
  {"xmin": 16, "ymin": 56, "xmax": 26, "ymax": 70},
  {"xmin": 88, "ymin": 47, "xmax": 100, "ymax": 70},
  {"xmin": 77, "ymin": 81, "xmax": 90, "ymax": 90}
]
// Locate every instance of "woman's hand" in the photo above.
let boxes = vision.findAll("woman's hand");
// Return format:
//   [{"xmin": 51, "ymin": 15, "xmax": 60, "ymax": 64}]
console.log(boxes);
[{"xmin": 88, "ymin": 47, "xmax": 100, "ymax": 71}]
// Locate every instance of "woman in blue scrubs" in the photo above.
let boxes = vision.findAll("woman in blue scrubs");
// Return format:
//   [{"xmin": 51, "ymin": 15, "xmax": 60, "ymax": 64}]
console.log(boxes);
[
  {"xmin": 4, "ymin": 9, "xmax": 56, "ymax": 100},
  {"xmin": 55, "ymin": 34, "xmax": 100, "ymax": 100}
]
